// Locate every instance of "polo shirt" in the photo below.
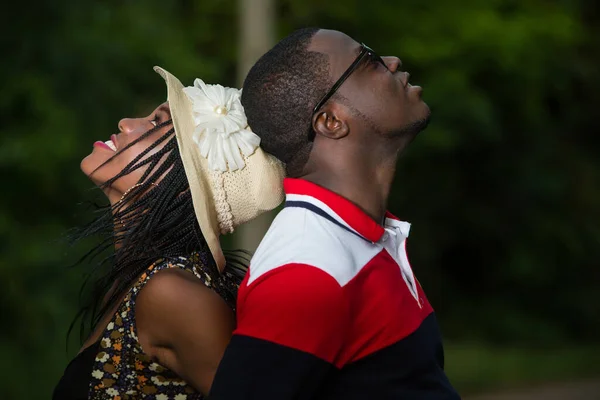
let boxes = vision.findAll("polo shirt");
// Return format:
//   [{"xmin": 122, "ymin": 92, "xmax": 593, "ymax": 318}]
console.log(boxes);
[{"xmin": 210, "ymin": 178, "xmax": 460, "ymax": 399}]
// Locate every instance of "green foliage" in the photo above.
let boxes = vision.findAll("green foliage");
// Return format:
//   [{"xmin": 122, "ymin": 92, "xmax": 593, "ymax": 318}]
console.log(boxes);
[
  {"xmin": 1, "ymin": 0, "xmax": 598, "ymax": 398},
  {"xmin": 445, "ymin": 343, "xmax": 600, "ymax": 394}
]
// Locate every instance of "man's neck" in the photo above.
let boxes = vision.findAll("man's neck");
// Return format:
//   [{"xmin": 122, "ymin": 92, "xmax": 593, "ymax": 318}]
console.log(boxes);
[{"xmin": 302, "ymin": 142, "xmax": 401, "ymax": 225}]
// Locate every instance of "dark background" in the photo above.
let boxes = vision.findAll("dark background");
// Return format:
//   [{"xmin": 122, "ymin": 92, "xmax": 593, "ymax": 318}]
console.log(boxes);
[{"xmin": 2, "ymin": 0, "xmax": 599, "ymax": 398}]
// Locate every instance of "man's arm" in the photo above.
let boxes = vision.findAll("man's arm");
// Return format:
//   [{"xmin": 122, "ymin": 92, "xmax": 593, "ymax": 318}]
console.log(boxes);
[{"xmin": 209, "ymin": 264, "xmax": 349, "ymax": 399}]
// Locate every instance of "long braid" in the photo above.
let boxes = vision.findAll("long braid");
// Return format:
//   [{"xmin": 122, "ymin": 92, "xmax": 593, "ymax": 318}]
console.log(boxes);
[{"xmin": 68, "ymin": 119, "xmax": 248, "ymax": 342}]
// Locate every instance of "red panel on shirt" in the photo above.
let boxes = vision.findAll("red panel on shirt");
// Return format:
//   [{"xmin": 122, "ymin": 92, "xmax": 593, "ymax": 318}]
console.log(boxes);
[
  {"xmin": 338, "ymin": 250, "xmax": 434, "ymax": 365},
  {"xmin": 235, "ymin": 264, "xmax": 350, "ymax": 366},
  {"xmin": 235, "ymin": 253, "xmax": 433, "ymax": 368}
]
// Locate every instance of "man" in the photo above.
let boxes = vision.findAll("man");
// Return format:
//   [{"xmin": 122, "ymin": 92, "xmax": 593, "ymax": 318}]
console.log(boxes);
[{"xmin": 210, "ymin": 27, "xmax": 460, "ymax": 399}]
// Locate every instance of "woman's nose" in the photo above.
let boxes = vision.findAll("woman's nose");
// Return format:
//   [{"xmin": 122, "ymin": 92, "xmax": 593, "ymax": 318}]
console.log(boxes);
[{"xmin": 118, "ymin": 118, "xmax": 136, "ymax": 133}]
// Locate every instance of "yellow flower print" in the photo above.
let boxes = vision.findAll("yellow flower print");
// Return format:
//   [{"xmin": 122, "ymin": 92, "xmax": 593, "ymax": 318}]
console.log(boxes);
[{"xmin": 96, "ymin": 352, "xmax": 109, "ymax": 363}]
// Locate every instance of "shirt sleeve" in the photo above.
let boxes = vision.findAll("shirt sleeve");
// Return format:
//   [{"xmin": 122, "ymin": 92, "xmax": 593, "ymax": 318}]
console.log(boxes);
[{"xmin": 209, "ymin": 263, "xmax": 350, "ymax": 399}]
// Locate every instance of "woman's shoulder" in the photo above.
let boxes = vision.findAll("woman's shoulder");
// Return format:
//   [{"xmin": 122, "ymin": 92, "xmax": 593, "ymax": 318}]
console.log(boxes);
[
  {"xmin": 138, "ymin": 266, "xmax": 217, "ymax": 306},
  {"xmin": 131, "ymin": 252, "xmax": 241, "ymax": 334},
  {"xmin": 134, "ymin": 254, "xmax": 228, "ymax": 322},
  {"xmin": 134, "ymin": 259, "xmax": 236, "ymax": 390},
  {"xmin": 128, "ymin": 254, "xmax": 211, "ymax": 296}
]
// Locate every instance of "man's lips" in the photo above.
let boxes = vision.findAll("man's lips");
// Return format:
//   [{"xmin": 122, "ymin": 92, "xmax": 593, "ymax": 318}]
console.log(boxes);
[{"xmin": 399, "ymin": 71, "xmax": 423, "ymax": 94}]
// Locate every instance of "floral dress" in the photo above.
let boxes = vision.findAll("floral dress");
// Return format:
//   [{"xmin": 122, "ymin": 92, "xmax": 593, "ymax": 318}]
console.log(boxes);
[{"xmin": 87, "ymin": 252, "xmax": 240, "ymax": 399}]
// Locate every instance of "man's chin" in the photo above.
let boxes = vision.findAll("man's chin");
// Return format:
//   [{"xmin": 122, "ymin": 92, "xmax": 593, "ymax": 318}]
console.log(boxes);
[
  {"xmin": 417, "ymin": 102, "xmax": 432, "ymax": 127},
  {"xmin": 395, "ymin": 110, "xmax": 431, "ymax": 138}
]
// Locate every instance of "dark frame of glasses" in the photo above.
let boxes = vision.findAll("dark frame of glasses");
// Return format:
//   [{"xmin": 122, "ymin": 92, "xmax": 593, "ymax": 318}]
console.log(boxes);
[{"xmin": 309, "ymin": 43, "xmax": 380, "ymax": 141}]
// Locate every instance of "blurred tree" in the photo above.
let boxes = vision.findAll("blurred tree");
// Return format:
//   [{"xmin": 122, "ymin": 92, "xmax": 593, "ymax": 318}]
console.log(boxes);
[{"xmin": 234, "ymin": 0, "xmax": 278, "ymax": 252}]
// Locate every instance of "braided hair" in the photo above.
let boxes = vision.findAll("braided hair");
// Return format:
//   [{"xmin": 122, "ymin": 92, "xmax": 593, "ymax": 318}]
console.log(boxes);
[{"xmin": 69, "ymin": 119, "xmax": 247, "ymax": 342}]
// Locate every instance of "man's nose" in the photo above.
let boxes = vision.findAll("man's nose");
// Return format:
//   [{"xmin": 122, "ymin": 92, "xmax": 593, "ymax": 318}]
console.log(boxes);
[{"xmin": 383, "ymin": 56, "xmax": 402, "ymax": 73}]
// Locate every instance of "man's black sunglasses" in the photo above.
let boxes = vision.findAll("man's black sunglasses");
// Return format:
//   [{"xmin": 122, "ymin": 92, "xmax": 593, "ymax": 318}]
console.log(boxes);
[{"xmin": 309, "ymin": 43, "xmax": 385, "ymax": 141}]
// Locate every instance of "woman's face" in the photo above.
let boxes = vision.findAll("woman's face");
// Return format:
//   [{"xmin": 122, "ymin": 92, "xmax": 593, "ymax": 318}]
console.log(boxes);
[{"xmin": 80, "ymin": 102, "xmax": 172, "ymax": 204}]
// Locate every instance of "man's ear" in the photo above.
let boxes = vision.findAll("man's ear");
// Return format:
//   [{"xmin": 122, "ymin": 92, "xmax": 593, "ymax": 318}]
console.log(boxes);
[{"xmin": 311, "ymin": 103, "xmax": 349, "ymax": 140}]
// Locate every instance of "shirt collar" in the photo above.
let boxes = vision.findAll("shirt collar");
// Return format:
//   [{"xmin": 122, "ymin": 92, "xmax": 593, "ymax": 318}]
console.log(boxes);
[{"xmin": 284, "ymin": 178, "xmax": 409, "ymax": 243}]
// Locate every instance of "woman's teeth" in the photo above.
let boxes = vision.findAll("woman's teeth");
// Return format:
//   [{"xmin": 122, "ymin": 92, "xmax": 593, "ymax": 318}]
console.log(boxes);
[{"xmin": 105, "ymin": 140, "xmax": 117, "ymax": 151}]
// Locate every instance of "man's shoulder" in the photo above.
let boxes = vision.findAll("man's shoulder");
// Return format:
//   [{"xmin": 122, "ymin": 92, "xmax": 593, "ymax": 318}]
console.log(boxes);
[{"xmin": 249, "ymin": 207, "xmax": 381, "ymax": 287}]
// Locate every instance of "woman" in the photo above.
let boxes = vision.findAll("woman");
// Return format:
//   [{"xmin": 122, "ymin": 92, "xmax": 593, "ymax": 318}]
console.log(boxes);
[{"xmin": 53, "ymin": 67, "xmax": 285, "ymax": 399}]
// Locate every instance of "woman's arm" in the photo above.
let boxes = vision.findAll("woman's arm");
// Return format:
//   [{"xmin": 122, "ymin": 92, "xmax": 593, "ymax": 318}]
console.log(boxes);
[{"xmin": 135, "ymin": 267, "xmax": 235, "ymax": 395}]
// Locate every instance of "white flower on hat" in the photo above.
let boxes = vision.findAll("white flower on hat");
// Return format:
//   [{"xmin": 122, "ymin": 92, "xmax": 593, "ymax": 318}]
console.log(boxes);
[{"xmin": 183, "ymin": 79, "xmax": 260, "ymax": 172}]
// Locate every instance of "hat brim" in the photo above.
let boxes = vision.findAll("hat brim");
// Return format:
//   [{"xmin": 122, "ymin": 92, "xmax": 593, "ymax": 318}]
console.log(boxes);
[{"xmin": 154, "ymin": 66, "xmax": 226, "ymax": 270}]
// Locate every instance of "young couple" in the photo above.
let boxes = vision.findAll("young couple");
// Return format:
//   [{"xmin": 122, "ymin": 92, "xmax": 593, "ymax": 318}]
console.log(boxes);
[{"xmin": 54, "ymin": 28, "xmax": 460, "ymax": 400}]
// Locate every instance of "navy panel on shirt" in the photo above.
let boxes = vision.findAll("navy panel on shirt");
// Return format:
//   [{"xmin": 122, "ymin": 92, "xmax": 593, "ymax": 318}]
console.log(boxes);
[{"xmin": 317, "ymin": 313, "xmax": 460, "ymax": 399}]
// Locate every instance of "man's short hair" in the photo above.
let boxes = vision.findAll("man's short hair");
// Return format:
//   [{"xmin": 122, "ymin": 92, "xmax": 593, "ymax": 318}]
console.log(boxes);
[{"xmin": 241, "ymin": 27, "xmax": 330, "ymax": 176}]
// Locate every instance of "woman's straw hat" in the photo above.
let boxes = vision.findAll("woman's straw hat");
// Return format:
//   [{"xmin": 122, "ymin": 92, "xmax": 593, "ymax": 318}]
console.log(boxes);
[{"xmin": 154, "ymin": 66, "xmax": 285, "ymax": 270}]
